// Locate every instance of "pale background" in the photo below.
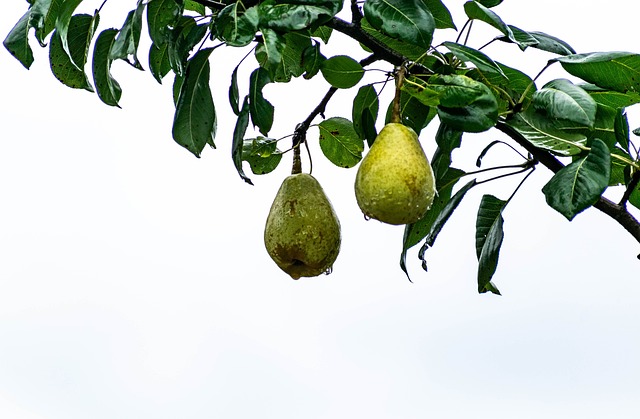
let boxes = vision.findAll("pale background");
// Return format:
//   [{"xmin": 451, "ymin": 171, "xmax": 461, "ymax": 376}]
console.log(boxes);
[{"xmin": 1, "ymin": 1, "xmax": 639, "ymax": 418}]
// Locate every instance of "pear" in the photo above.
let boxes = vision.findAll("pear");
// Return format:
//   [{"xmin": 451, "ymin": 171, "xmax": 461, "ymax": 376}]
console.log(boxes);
[
  {"xmin": 264, "ymin": 173, "xmax": 341, "ymax": 279},
  {"xmin": 355, "ymin": 123, "xmax": 436, "ymax": 225}
]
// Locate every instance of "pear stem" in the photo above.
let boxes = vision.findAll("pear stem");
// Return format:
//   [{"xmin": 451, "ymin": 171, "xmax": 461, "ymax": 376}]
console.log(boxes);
[
  {"xmin": 292, "ymin": 129, "xmax": 303, "ymax": 174},
  {"xmin": 391, "ymin": 66, "xmax": 406, "ymax": 124}
]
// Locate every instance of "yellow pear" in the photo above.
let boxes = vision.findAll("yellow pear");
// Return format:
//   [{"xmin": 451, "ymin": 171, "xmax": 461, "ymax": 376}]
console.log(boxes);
[
  {"xmin": 355, "ymin": 123, "xmax": 436, "ymax": 225},
  {"xmin": 264, "ymin": 173, "xmax": 341, "ymax": 279}
]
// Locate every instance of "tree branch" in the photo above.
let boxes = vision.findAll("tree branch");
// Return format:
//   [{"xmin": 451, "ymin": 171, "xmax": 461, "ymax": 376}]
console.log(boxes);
[
  {"xmin": 325, "ymin": 18, "xmax": 431, "ymax": 76},
  {"xmin": 495, "ymin": 121, "xmax": 640, "ymax": 251}
]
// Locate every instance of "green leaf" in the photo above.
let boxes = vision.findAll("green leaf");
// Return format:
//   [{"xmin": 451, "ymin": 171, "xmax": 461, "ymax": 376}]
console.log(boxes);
[
  {"xmin": 502, "ymin": 25, "xmax": 538, "ymax": 51},
  {"xmin": 302, "ymin": 42, "xmax": 325, "ymax": 79},
  {"xmin": 214, "ymin": 3, "xmax": 259, "ymax": 47},
  {"xmin": 468, "ymin": 61, "xmax": 535, "ymax": 113},
  {"xmin": 533, "ymin": 79, "xmax": 597, "ymax": 128},
  {"xmin": 34, "ymin": 0, "xmax": 61, "ymax": 47},
  {"xmin": 499, "ymin": 26, "xmax": 576, "ymax": 56},
  {"xmin": 147, "ymin": 0, "xmax": 183, "ymax": 46},
  {"xmin": 168, "ymin": 16, "xmax": 208, "ymax": 77},
  {"xmin": 630, "ymin": 181, "xmax": 640, "ymax": 211},
  {"xmin": 55, "ymin": 0, "xmax": 83, "ymax": 68},
  {"xmin": 184, "ymin": 0, "xmax": 205, "ymax": 15},
  {"xmin": 363, "ymin": 0, "xmax": 435, "ymax": 48},
  {"xmin": 401, "ymin": 124, "xmax": 463, "ymax": 277},
  {"xmin": 385, "ymin": 91, "xmax": 438, "ymax": 135},
  {"xmin": 49, "ymin": 13, "xmax": 97, "ymax": 91},
  {"xmin": 477, "ymin": 0, "xmax": 502, "ymax": 7},
  {"xmin": 582, "ymin": 84, "xmax": 640, "ymax": 109},
  {"xmin": 542, "ymin": 138, "xmax": 611, "ymax": 220},
  {"xmin": 318, "ymin": 117, "xmax": 364, "ymax": 168},
  {"xmin": 173, "ymin": 73, "xmax": 184, "ymax": 106},
  {"xmin": 442, "ymin": 41, "xmax": 507, "ymax": 79},
  {"xmin": 506, "ymin": 111, "xmax": 587, "ymax": 156},
  {"xmin": 232, "ymin": 97, "xmax": 254, "ymax": 185},
  {"xmin": 260, "ymin": 0, "xmax": 342, "ymax": 32},
  {"xmin": 615, "ymin": 109, "xmax": 630, "ymax": 152},
  {"xmin": 229, "ymin": 65, "xmax": 240, "ymax": 115},
  {"xmin": 3, "ymin": 12, "xmax": 34, "ymax": 69},
  {"xmin": 352, "ymin": 84, "xmax": 379, "ymax": 143},
  {"xmin": 249, "ymin": 67, "xmax": 274, "ymax": 136},
  {"xmin": 242, "ymin": 137, "xmax": 283, "ymax": 175},
  {"xmin": 360, "ymin": 18, "xmax": 436, "ymax": 65},
  {"xmin": 431, "ymin": 74, "xmax": 499, "ymax": 132},
  {"xmin": 555, "ymin": 52, "xmax": 640, "ymax": 93},
  {"xmin": 425, "ymin": 179, "xmax": 476, "ymax": 248},
  {"xmin": 475, "ymin": 194, "xmax": 505, "ymax": 295},
  {"xmin": 256, "ymin": 28, "xmax": 286, "ymax": 76},
  {"xmin": 423, "ymin": 0, "xmax": 456, "ymax": 29},
  {"xmin": 609, "ymin": 148, "xmax": 632, "ymax": 187},
  {"xmin": 464, "ymin": 1, "xmax": 515, "ymax": 44},
  {"xmin": 92, "ymin": 29, "xmax": 122, "ymax": 107},
  {"xmin": 312, "ymin": 25, "xmax": 333, "ymax": 43},
  {"xmin": 149, "ymin": 41, "xmax": 172, "ymax": 83},
  {"xmin": 401, "ymin": 77, "xmax": 442, "ymax": 107},
  {"xmin": 320, "ymin": 55, "xmax": 364, "ymax": 89},
  {"xmin": 111, "ymin": 0, "xmax": 146, "ymax": 70},
  {"xmin": 172, "ymin": 48, "xmax": 216, "ymax": 157}
]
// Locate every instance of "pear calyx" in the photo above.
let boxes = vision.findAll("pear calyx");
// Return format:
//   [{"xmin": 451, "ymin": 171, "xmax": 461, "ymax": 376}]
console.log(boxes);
[
  {"xmin": 354, "ymin": 123, "xmax": 436, "ymax": 225},
  {"xmin": 264, "ymin": 173, "xmax": 341, "ymax": 279}
]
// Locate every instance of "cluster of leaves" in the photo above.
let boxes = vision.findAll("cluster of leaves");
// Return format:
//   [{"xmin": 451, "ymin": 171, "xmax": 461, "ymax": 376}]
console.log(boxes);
[{"xmin": 5, "ymin": 0, "xmax": 640, "ymax": 293}]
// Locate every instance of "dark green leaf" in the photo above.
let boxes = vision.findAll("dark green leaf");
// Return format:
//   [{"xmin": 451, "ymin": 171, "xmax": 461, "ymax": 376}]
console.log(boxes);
[
  {"xmin": 401, "ymin": 124, "xmax": 463, "ymax": 277},
  {"xmin": 352, "ymin": 84, "xmax": 379, "ymax": 142},
  {"xmin": 425, "ymin": 179, "xmax": 476, "ymax": 248},
  {"xmin": 55, "ymin": 0, "xmax": 83, "ymax": 67},
  {"xmin": 431, "ymin": 74, "xmax": 498, "ymax": 132},
  {"xmin": 92, "ymin": 29, "xmax": 122, "ymax": 107},
  {"xmin": 111, "ymin": 0, "xmax": 146, "ymax": 70},
  {"xmin": 184, "ymin": 0, "xmax": 205, "ymax": 14},
  {"xmin": 555, "ymin": 52, "xmax": 640, "ymax": 93},
  {"xmin": 443, "ymin": 41, "xmax": 507, "ymax": 79},
  {"xmin": 147, "ymin": 0, "xmax": 183, "ymax": 46},
  {"xmin": 320, "ymin": 55, "xmax": 364, "ymax": 89},
  {"xmin": 615, "ymin": 110, "xmax": 630, "ymax": 152},
  {"xmin": 232, "ymin": 97, "xmax": 254, "ymax": 185},
  {"xmin": 630, "ymin": 180, "xmax": 640, "ymax": 211},
  {"xmin": 475, "ymin": 194, "xmax": 506, "ymax": 295},
  {"xmin": 214, "ymin": 3, "xmax": 259, "ymax": 47},
  {"xmin": 506, "ymin": 111, "xmax": 586, "ymax": 156},
  {"xmin": 34, "ymin": 0, "xmax": 62, "ymax": 47},
  {"xmin": 464, "ymin": 1, "xmax": 515, "ymax": 43},
  {"xmin": 533, "ymin": 79, "xmax": 597, "ymax": 128},
  {"xmin": 468, "ymin": 61, "xmax": 535, "ymax": 113},
  {"xmin": 229, "ymin": 65, "xmax": 240, "ymax": 115},
  {"xmin": 502, "ymin": 25, "xmax": 538, "ymax": 51},
  {"xmin": 477, "ymin": 0, "xmax": 502, "ymax": 7},
  {"xmin": 255, "ymin": 28, "xmax": 285, "ymax": 76},
  {"xmin": 582, "ymin": 84, "xmax": 640, "ymax": 109},
  {"xmin": 302, "ymin": 42, "xmax": 325, "ymax": 79},
  {"xmin": 168, "ymin": 16, "xmax": 208, "ymax": 77},
  {"xmin": 149, "ymin": 41, "xmax": 172, "ymax": 83},
  {"xmin": 242, "ymin": 137, "xmax": 283, "ymax": 175},
  {"xmin": 49, "ymin": 13, "xmax": 97, "ymax": 91},
  {"xmin": 360, "ymin": 18, "xmax": 437, "ymax": 65},
  {"xmin": 401, "ymin": 76, "xmax": 441, "ymax": 107},
  {"xmin": 385, "ymin": 91, "xmax": 437, "ymax": 135},
  {"xmin": 260, "ymin": 0, "xmax": 342, "ymax": 32},
  {"xmin": 542, "ymin": 138, "xmax": 611, "ymax": 220},
  {"xmin": 173, "ymin": 73, "xmax": 184, "ymax": 106},
  {"xmin": 249, "ymin": 67, "xmax": 274, "ymax": 135},
  {"xmin": 172, "ymin": 48, "xmax": 216, "ymax": 157},
  {"xmin": 312, "ymin": 25, "xmax": 333, "ymax": 43},
  {"xmin": 423, "ymin": 0, "xmax": 456, "ymax": 29},
  {"xmin": 609, "ymin": 148, "xmax": 632, "ymax": 187},
  {"xmin": 363, "ymin": 0, "xmax": 435, "ymax": 48},
  {"xmin": 527, "ymin": 31, "xmax": 575, "ymax": 55},
  {"xmin": 318, "ymin": 117, "xmax": 364, "ymax": 168},
  {"xmin": 3, "ymin": 12, "xmax": 34, "ymax": 69}
]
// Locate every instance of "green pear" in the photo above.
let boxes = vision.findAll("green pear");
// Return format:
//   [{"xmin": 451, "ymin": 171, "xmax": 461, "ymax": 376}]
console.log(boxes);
[
  {"xmin": 264, "ymin": 173, "xmax": 341, "ymax": 279},
  {"xmin": 355, "ymin": 123, "xmax": 436, "ymax": 225}
]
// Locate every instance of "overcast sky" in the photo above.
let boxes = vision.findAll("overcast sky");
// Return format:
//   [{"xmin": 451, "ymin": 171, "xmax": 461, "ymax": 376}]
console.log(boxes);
[{"xmin": 1, "ymin": 1, "xmax": 639, "ymax": 418}]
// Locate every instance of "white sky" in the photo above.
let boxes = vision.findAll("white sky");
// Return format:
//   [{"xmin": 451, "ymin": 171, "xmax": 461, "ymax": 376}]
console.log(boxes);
[{"xmin": 1, "ymin": 1, "xmax": 639, "ymax": 418}]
